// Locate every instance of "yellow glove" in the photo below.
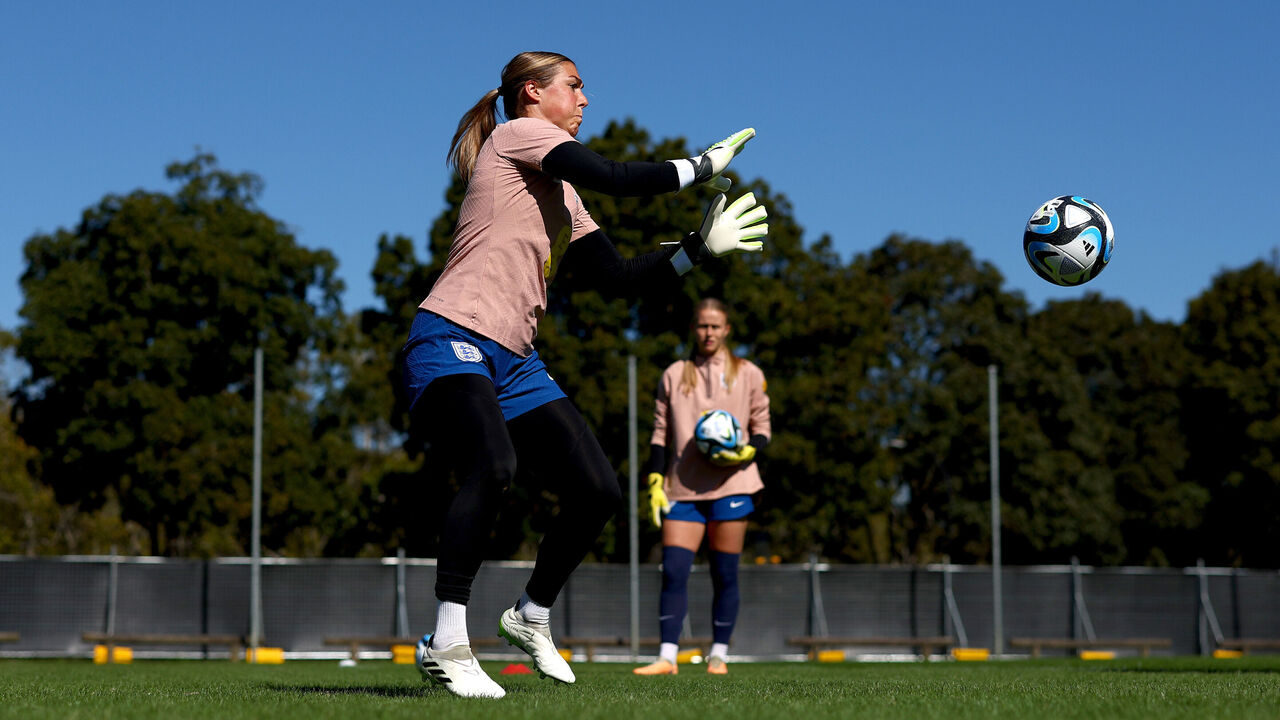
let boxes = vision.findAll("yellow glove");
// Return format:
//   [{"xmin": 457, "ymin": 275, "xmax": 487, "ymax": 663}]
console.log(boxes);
[
  {"xmin": 646, "ymin": 472, "xmax": 671, "ymax": 527},
  {"xmin": 711, "ymin": 443, "xmax": 757, "ymax": 467}
]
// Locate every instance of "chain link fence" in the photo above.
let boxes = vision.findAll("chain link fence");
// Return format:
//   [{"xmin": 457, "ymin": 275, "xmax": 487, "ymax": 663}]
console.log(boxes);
[{"xmin": 1, "ymin": 556, "xmax": 1276, "ymax": 659}]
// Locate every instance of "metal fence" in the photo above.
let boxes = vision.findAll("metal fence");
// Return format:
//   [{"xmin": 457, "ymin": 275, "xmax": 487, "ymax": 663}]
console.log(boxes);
[{"xmin": 1, "ymin": 555, "xmax": 1276, "ymax": 659}]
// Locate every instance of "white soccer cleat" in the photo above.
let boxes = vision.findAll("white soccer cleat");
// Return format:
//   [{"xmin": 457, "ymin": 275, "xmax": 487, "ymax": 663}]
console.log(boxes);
[
  {"xmin": 498, "ymin": 607, "xmax": 576, "ymax": 684},
  {"xmin": 415, "ymin": 633, "xmax": 506, "ymax": 699}
]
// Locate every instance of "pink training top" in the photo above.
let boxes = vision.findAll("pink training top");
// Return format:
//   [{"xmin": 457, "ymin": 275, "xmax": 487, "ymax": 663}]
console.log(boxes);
[
  {"xmin": 422, "ymin": 117, "xmax": 600, "ymax": 356},
  {"xmin": 651, "ymin": 353, "xmax": 771, "ymax": 501}
]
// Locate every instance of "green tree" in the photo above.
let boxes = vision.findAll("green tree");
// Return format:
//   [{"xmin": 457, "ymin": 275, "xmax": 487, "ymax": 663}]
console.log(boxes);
[
  {"xmin": 305, "ymin": 309, "xmax": 420, "ymax": 557},
  {"xmin": 1, "ymin": 330, "xmax": 146, "ymax": 554},
  {"xmin": 14, "ymin": 153, "xmax": 361, "ymax": 556},
  {"xmin": 847, "ymin": 241, "xmax": 1190, "ymax": 567},
  {"xmin": 1183, "ymin": 259, "xmax": 1280, "ymax": 567},
  {"xmin": 854, "ymin": 237, "xmax": 1032, "ymax": 564},
  {"xmin": 1021, "ymin": 297, "xmax": 1201, "ymax": 565}
]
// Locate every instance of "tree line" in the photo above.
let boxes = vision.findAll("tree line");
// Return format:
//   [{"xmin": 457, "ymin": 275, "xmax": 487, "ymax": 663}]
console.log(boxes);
[{"xmin": 3, "ymin": 123, "xmax": 1278, "ymax": 567}]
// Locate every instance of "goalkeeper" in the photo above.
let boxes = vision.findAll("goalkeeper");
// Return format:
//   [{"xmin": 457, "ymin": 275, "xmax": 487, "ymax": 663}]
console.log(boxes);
[
  {"xmin": 635, "ymin": 298, "xmax": 772, "ymax": 677},
  {"xmin": 404, "ymin": 51, "xmax": 764, "ymax": 700}
]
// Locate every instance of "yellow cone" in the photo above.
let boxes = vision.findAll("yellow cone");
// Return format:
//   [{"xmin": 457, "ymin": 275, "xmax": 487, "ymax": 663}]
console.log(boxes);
[
  {"xmin": 1079, "ymin": 650, "xmax": 1115, "ymax": 661},
  {"xmin": 94, "ymin": 645, "xmax": 132, "ymax": 664},
  {"xmin": 247, "ymin": 647, "xmax": 285, "ymax": 664}
]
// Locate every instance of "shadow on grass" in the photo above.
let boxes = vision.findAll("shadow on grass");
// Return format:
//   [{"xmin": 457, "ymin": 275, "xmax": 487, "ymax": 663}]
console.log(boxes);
[
  {"xmin": 267, "ymin": 682, "xmax": 545, "ymax": 699},
  {"xmin": 265, "ymin": 683, "xmax": 435, "ymax": 698}
]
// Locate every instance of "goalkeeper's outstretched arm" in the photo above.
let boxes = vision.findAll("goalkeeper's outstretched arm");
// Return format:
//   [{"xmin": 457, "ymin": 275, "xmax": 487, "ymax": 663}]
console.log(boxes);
[
  {"xmin": 541, "ymin": 128, "xmax": 755, "ymax": 197},
  {"xmin": 557, "ymin": 192, "xmax": 769, "ymax": 296}
]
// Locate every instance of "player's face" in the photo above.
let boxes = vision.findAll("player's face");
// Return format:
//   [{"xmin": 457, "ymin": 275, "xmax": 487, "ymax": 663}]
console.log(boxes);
[
  {"xmin": 529, "ymin": 62, "xmax": 588, "ymax": 137},
  {"xmin": 693, "ymin": 308, "xmax": 730, "ymax": 357}
]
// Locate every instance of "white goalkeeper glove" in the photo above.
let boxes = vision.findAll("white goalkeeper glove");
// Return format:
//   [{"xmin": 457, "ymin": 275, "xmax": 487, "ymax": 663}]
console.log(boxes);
[
  {"xmin": 670, "ymin": 128, "xmax": 756, "ymax": 192},
  {"xmin": 669, "ymin": 192, "xmax": 768, "ymax": 275}
]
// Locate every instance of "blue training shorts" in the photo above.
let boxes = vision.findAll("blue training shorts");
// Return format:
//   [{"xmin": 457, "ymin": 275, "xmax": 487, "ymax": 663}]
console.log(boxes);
[
  {"xmin": 666, "ymin": 494, "xmax": 755, "ymax": 523},
  {"xmin": 401, "ymin": 311, "xmax": 566, "ymax": 421}
]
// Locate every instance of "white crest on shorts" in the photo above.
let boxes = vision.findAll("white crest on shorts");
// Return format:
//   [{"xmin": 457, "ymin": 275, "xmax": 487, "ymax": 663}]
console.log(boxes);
[{"xmin": 451, "ymin": 341, "xmax": 483, "ymax": 363}]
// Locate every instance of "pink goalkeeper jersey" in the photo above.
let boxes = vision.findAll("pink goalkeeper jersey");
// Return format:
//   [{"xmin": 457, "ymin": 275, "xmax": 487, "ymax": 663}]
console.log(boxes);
[
  {"xmin": 421, "ymin": 117, "xmax": 600, "ymax": 356},
  {"xmin": 651, "ymin": 353, "xmax": 772, "ymax": 501}
]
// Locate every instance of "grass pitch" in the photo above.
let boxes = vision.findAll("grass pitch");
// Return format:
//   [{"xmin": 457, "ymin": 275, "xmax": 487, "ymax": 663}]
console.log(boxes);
[{"xmin": 1, "ymin": 656, "xmax": 1278, "ymax": 719}]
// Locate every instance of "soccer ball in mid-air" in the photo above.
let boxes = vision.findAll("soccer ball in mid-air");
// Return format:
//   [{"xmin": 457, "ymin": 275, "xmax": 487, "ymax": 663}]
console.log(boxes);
[
  {"xmin": 694, "ymin": 409, "xmax": 742, "ymax": 457},
  {"xmin": 1023, "ymin": 195, "xmax": 1114, "ymax": 286}
]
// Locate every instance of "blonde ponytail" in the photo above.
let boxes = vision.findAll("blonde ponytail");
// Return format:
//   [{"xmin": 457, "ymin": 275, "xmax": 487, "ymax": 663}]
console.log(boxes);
[{"xmin": 447, "ymin": 89, "xmax": 501, "ymax": 182}]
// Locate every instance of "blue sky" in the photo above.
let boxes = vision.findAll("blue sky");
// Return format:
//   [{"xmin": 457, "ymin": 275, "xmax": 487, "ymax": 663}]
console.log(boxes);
[{"xmin": 3, "ymin": 0, "xmax": 1278, "ymax": 375}]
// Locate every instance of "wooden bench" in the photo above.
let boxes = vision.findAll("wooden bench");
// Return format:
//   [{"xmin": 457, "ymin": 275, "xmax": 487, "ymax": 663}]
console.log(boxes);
[
  {"xmin": 1009, "ymin": 637, "xmax": 1172, "ymax": 658},
  {"xmin": 81, "ymin": 632, "xmax": 246, "ymax": 661},
  {"xmin": 323, "ymin": 635, "xmax": 501, "ymax": 663},
  {"xmin": 559, "ymin": 636, "xmax": 713, "ymax": 662},
  {"xmin": 324, "ymin": 634, "xmax": 715, "ymax": 663},
  {"xmin": 788, "ymin": 635, "xmax": 955, "ymax": 661},
  {"xmin": 1218, "ymin": 638, "xmax": 1280, "ymax": 656},
  {"xmin": 0, "ymin": 632, "xmax": 18, "ymax": 643}
]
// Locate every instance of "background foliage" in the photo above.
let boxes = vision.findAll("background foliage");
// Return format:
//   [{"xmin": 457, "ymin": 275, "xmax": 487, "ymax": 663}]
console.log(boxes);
[{"xmin": 3, "ymin": 128, "xmax": 1278, "ymax": 567}]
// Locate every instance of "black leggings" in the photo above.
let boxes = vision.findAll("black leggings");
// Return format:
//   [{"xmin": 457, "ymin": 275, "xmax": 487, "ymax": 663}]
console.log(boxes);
[{"xmin": 417, "ymin": 374, "xmax": 622, "ymax": 607}]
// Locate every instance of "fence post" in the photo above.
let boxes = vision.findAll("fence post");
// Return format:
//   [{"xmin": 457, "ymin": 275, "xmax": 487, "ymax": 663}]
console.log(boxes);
[
  {"xmin": 808, "ymin": 554, "xmax": 828, "ymax": 637},
  {"xmin": 942, "ymin": 561, "xmax": 969, "ymax": 648},
  {"xmin": 201, "ymin": 558, "xmax": 211, "ymax": 659},
  {"xmin": 939, "ymin": 561, "xmax": 950, "ymax": 640},
  {"xmin": 1195, "ymin": 559, "xmax": 1224, "ymax": 656},
  {"xmin": 1070, "ymin": 557, "xmax": 1096, "ymax": 641},
  {"xmin": 627, "ymin": 354, "xmax": 639, "ymax": 660},
  {"xmin": 1229, "ymin": 568, "xmax": 1241, "ymax": 639},
  {"xmin": 105, "ymin": 546, "xmax": 118, "ymax": 636},
  {"xmin": 395, "ymin": 549, "xmax": 409, "ymax": 638},
  {"xmin": 250, "ymin": 346, "xmax": 264, "ymax": 650},
  {"xmin": 988, "ymin": 364, "xmax": 1003, "ymax": 656}
]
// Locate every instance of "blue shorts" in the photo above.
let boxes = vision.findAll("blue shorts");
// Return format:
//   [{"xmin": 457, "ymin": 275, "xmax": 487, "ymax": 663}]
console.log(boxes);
[
  {"xmin": 401, "ymin": 311, "xmax": 566, "ymax": 421},
  {"xmin": 666, "ymin": 494, "xmax": 754, "ymax": 523}
]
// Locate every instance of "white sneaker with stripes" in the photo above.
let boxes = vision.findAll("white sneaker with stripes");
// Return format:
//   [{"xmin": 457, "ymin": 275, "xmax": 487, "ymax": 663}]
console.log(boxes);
[
  {"xmin": 415, "ymin": 633, "xmax": 505, "ymax": 699},
  {"xmin": 498, "ymin": 607, "xmax": 576, "ymax": 683}
]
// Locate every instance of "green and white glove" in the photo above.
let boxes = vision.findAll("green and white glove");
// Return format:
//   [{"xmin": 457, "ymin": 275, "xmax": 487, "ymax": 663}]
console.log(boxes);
[
  {"xmin": 670, "ymin": 192, "xmax": 768, "ymax": 275},
  {"xmin": 646, "ymin": 472, "xmax": 671, "ymax": 527},
  {"xmin": 670, "ymin": 128, "xmax": 756, "ymax": 192}
]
